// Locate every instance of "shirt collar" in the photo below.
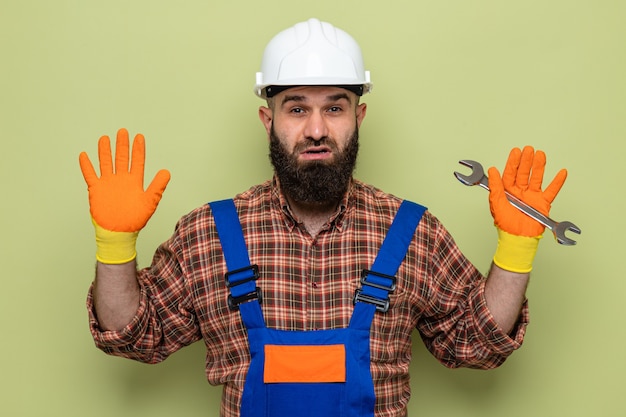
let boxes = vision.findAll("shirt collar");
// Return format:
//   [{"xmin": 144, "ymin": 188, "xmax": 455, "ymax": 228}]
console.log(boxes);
[{"xmin": 270, "ymin": 175, "xmax": 352, "ymax": 233}]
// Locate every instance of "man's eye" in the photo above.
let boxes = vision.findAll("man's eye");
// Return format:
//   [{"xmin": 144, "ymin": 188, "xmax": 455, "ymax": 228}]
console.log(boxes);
[{"xmin": 328, "ymin": 106, "xmax": 342, "ymax": 112}]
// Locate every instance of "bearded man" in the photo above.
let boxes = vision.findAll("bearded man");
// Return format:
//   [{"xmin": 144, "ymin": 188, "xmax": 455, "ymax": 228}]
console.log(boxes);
[{"xmin": 79, "ymin": 18, "xmax": 568, "ymax": 417}]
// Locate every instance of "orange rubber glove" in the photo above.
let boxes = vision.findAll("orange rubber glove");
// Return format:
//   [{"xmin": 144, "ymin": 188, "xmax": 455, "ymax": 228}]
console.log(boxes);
[
  {"xmin": 488, "ymin": 146, "xmax": 567, "ymax": 272},
  {"xmin": 79, "ymin": 128, "xmax": 171, "ymax": 264}
]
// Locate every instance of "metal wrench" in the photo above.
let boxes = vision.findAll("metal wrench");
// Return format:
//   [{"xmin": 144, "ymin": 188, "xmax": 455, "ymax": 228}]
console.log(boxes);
[{"xmin": 454, "ymin": 160, "xmax": 581, "ymax": 245}]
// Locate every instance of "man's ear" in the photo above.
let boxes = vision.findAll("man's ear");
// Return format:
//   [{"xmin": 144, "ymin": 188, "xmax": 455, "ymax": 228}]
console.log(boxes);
[
  {"xmin": 356, "ymin": 103, "xmax": 367, "ymax": 128},
  {"xmin": 258, "ymin": 106, "xmax": 273, "ymax": 136}
]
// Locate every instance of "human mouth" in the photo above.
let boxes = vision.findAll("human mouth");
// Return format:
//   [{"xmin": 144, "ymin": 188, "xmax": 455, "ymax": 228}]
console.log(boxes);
[{"xmin": 300, "ymin": 146, "xmax": 333, "ymax": 161}]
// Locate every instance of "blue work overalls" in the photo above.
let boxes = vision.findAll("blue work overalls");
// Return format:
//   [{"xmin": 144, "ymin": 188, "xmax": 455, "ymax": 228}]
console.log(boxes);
[{"xmin": 209, "ymin": 199, "xmax": 426, "ymax": 417}]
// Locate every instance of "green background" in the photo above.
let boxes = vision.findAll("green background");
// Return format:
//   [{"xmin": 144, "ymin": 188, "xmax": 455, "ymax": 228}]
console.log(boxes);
[{"xmin": 1, "ymin": 0, "xmax": 623, "ymax": 416}]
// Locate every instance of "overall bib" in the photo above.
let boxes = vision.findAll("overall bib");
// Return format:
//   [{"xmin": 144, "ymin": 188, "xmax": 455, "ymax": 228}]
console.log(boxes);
[{"xmin": 210, "ymin": 199, "xmax": 426, "ymax": 417}]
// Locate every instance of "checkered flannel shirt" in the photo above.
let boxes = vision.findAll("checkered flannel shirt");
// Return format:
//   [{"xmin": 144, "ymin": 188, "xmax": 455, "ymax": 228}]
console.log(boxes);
[{"xmin": 87, "ymin": 178, "xmax": 527, "ymax": 417}]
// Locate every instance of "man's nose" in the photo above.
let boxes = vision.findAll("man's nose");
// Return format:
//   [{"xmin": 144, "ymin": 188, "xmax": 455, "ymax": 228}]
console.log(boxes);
[{"xmin": 303, "ymin": 112, "xmax": 329, "ymax": 140}]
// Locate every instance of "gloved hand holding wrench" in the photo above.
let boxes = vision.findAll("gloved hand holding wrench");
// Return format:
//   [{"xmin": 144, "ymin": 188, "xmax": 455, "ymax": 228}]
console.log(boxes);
[{"xmin": 454, "ymin": 146, "xmax": 580, "ymax": 273}]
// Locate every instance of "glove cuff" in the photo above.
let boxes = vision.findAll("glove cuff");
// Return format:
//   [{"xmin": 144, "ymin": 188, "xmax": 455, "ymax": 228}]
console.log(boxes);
[
  {"xmin": 92, "ymin": 218, "xmax": 138, "ymax": 264},
  {"xmin": 493, "ymin": 228, "xmax": 541, "ymax": 273}
]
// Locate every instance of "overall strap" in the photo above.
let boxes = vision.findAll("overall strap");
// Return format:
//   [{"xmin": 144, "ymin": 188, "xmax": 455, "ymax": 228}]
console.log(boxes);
[
  {"xmin": 351, "ymin": 200, "xmax": 427, "ymax": 330},
  {"xmin": 209, "ymin": 199, "xmax": 265, "ymax": 329}
]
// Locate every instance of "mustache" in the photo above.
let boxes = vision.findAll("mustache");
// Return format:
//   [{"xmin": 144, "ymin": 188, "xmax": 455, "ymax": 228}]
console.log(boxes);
[{"xmin": 293, "ymin": 137, "xmax": 338, "ymax": 154}]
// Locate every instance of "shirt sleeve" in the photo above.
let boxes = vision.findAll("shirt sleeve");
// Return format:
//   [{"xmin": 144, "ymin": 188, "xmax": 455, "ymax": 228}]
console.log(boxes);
[
  {"xmin": 86, "ymin": 222, "xmax": 202, "ymax": 364},
  {"xmin": 416, "ymin": 215, "xmax": 529, "ymax": 369}
]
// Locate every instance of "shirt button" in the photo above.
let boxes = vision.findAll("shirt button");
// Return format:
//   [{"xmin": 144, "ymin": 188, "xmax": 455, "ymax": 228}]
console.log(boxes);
[{"xmin": 312, "ymin": 282, "xmax": 319, "ymax": 289}]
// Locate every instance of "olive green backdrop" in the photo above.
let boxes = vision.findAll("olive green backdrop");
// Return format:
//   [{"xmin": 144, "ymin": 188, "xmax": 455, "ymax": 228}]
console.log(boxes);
[{"xmin": 1, "ymin": 0, "xmax": 623, "ymax": 416}]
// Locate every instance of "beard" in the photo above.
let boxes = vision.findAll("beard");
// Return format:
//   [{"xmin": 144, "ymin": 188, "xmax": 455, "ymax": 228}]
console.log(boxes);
[{"xmin": 269, "ymin": 125, "xmax": 359, "ymax": 206}]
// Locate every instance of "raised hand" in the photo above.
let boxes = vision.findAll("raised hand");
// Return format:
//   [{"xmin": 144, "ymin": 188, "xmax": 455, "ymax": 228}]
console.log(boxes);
[
  {"xmin": 79, "ymin": 128, "xmax": 171, "ymax": 233},
  {"xmin": 488, "ymin": 146, "xmax": 567, "ymax": 237}
]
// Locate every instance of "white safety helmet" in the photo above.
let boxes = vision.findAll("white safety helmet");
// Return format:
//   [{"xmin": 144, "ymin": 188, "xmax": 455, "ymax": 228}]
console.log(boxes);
[{"xmin": 254, "ymin": 18, "xmax": 372, "ymax": 99}]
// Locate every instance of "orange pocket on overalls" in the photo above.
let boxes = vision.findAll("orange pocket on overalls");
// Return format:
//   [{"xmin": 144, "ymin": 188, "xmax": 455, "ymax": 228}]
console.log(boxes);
[{"xmin": 263, "ymin": 344, "xmax": 346, "ymax": 383}]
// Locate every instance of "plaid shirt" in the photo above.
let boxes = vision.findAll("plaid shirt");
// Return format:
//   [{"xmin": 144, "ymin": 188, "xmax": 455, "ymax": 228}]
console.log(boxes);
[{"xmin": 88, "ymin": 178, "xmax": 527, "ymax": 417}]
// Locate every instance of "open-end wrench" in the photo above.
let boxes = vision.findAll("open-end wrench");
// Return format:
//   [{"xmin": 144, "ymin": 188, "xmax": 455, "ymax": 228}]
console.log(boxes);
[{"xmin": 454, "ymin": 159, "xmax": 581, "ymax": 245}]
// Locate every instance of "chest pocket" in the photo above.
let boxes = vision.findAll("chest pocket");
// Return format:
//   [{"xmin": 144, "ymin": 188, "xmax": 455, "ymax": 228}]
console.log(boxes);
[
  {"xmin": 263, "ymin": 342, "xmax": 348, "ymax": 417},
  {"xmin": 264, "ymin": 344, "xmax": 346, "ymax": 383}
]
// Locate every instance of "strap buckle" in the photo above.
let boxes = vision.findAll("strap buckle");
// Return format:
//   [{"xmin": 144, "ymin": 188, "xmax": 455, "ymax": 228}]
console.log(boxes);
[
  {"xmin": 353, "ymin": 269, "xmax": 397, "ymax": 313},
  {"xmin": 228, "ymin": 288, "xmax": 262, "ymax": 310},
  {"xmin": 360, "ymin": 269, "xmax": 396, "ymax": 292},
  {"xmin": 225, "ymin": 264, "xmax": 259, "ymax": 287},
  {"xmin": 353, "ymin": 289, "xmax": 390, "ymax": 313},
  {"xmin": 225, "ymin": 265, "xmax": 262, "ymax": 310}
]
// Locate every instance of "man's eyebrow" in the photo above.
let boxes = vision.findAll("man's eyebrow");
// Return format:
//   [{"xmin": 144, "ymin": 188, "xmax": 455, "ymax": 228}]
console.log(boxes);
[
  {"xmin": 280, "ymin": 92, "xmax": 353, "ymax": 107},
  {"xmin": 327, "ymin": 92, "xmax": 352, "ymax": 104},
  {"xmin": 280, "ymin": 95, "xmax": 306, "ymax": 106}
]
